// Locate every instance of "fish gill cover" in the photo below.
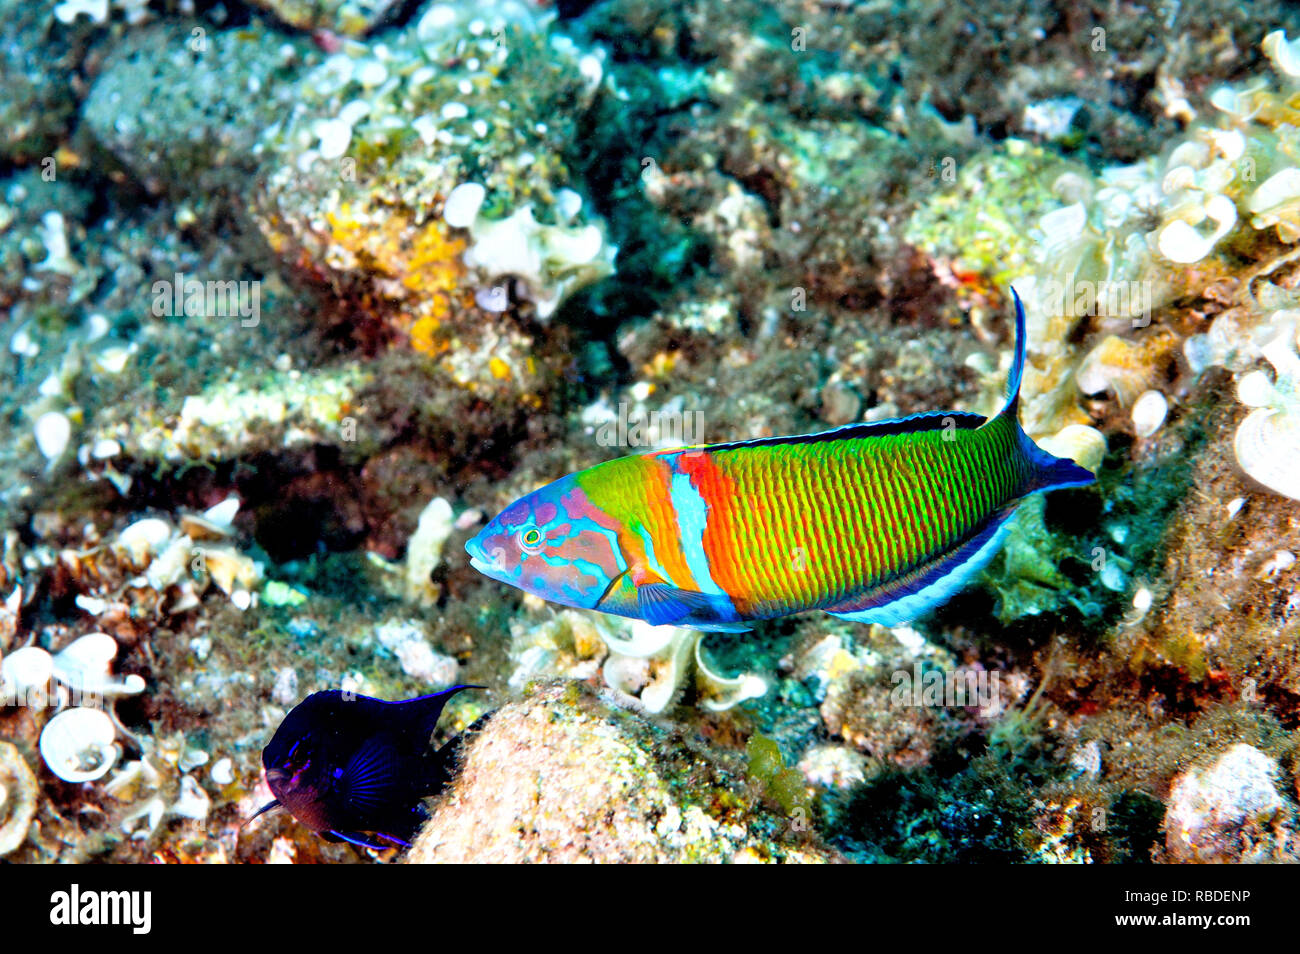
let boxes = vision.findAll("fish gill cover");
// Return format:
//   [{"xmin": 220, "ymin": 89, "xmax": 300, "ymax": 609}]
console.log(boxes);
[{"xmin": 0, "ymin": 0, "xmax": 1298, "ymax": 871}]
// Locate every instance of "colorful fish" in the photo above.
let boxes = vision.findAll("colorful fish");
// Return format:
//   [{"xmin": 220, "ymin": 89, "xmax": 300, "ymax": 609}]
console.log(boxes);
[
  {"xmin": 252, "ymin": 687, "xmax": 480, "ymax": 851},
  {"xmin": 466, "ymin": 290, "xmax": 1095, "ymax": 632}
]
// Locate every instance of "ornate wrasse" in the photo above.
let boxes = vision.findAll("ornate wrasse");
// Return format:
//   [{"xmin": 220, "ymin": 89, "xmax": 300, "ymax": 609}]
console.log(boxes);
[{"xmin": 466, "ymin": 290, "xmax": 1095, "ymax": 631}]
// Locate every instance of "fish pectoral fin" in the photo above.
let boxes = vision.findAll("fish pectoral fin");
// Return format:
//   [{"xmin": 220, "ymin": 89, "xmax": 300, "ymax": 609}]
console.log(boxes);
[
  {"xmin": 593, "ymin": 568, "xmax": 640, "ymax": 616},
  {"xmin": 637, "ymin": 582, "xmax": 748, "ymax": 631},
  {"xmin": 341, "ymin": 736, "xmax": 405, "ymax": 811},
  {"xmin": 825, "ymin": 507, "xmax": 1018, "ymax": 626}
]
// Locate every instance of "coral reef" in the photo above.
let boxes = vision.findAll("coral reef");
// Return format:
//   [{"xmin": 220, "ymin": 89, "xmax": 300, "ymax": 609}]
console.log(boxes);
[
  {"xmin": 505, "ymin": 608, "xmax": 765, "ymax": 713},
  {"xmin": 0, "ymin": 0, "xmax": 83, "ymax": 165},
  {"xmin": 0, "ymin": 742, "xmax": 39, "ymax": 856},
  {"xmin": 3, "ymin": 0, "xmax": 1300, "ymax": 868},
  {"xmin": 82, "ymin": 21, "xmax": 314, "ymax": 199},
  {"xmin": 244, "ymin": 0, "xmax": 400, "ymax": 37}
]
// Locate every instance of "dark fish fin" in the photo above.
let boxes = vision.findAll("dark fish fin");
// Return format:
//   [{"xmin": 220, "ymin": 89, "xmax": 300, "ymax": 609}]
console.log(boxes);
[
  {"xmin": 675, "ymin": 410, "xmax": 986, "ymax": 455},
  {"xmin": 1024, "ymin": 445, "xmax": 1097, "ymax": 494},
  {"xmin": 327, "ymin": 829, "xmax": 407, "ymax": 851},
  {"xmin": 825, "ymin": 506, "xmax": 1019, "ymax": 626},
  {"xmin": 637, "ymin": 582, "xmax": 751, "ymax": 632},
  {"xmin": 647, "ymin": 292, "xmax": 1034, "ymax": 458},
  {"xmin": 341, "ymin": 735, "xmax": 404, "ymax": 811},
  {"xmin": 396, "ymin": 685, "xmax": 484, "ymax": 738}
]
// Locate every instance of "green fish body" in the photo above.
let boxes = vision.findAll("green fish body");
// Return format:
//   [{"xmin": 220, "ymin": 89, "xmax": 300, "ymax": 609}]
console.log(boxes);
[{"xmin": 467, "ymin": 289, "xmax": 1096, "ymax": 631}]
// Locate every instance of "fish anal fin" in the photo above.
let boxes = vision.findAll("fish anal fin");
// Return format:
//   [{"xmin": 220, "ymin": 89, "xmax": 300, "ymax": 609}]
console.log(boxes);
[
  {"xmin": 328, "ymin": 829, "xmax": 408, "ymax": 851},
  {"xmin": 825, "ymin": 508, "xmax": 1018, "ymax": 626}
]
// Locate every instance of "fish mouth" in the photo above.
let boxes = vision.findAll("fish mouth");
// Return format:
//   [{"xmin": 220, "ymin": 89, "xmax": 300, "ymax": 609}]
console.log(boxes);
[{"xmin": 468, "ymin": 554, "xmax": 505, "ymax": 582}]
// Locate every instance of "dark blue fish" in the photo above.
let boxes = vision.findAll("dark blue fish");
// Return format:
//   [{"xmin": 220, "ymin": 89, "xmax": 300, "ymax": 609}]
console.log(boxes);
[{"xmin": 253, "ymin": 686, "xmax": 480, "ymax": 851}]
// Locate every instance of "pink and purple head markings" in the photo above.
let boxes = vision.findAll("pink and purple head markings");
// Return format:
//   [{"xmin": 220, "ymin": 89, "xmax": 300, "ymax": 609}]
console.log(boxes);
[{"xmin": 465, "ymin": 476, "xmax": 627, "ymax": 611}]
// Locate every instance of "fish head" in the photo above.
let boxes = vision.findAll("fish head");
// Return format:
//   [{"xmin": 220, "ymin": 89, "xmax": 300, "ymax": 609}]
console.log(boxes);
[
  {"xmin": 261, "ymin": 692, "xmax": 355, "ymax": 833},
  {"xmin": 466, "ymin": 475, "xmax": 625, "ymax": 610},
  {"xmin": 263, "ymin": 731, "xmax": 334, "ymax": 833}
]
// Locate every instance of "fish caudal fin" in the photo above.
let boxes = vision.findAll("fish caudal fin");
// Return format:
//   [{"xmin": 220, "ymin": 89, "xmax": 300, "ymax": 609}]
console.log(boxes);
[
  {"xmin": 990, "ymin": 286, "xmax": 1098, "ymax": 496},
  {"xmin": 1023, "ymin": 443, "xmax": 1097, "ymax": 494},
  {"xmin": 998, "ymin": 285, "xmax": 1029, "ymax": 421}
]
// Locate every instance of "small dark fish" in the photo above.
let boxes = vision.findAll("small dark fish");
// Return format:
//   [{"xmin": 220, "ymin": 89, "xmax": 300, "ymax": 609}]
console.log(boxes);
[{"xmin": 252, "ymin": 686, "xmax": 480, "ymax": 851}]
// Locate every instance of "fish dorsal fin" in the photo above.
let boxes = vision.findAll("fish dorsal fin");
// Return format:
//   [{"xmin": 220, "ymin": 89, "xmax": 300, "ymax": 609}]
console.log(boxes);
[
  {"xmin": 389, "ymin": 685, "xmax": 483, "ymax": 737},
  {"xmin": 672, "ymin": 410, "xmax": 986, "ymax": 455}
]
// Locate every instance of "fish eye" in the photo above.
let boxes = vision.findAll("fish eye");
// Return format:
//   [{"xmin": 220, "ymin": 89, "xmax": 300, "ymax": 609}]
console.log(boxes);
[{"xmin": 518, "ymin": 527, "xmax": 544, "ymax": 551}]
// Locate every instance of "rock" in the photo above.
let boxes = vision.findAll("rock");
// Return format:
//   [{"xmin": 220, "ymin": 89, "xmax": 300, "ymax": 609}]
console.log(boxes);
[
  {"xmin": 0, "ymin": 0, "xmax": 80, "ymax": 164},
  {"xmin": 1163, "ymin": 743, "xmax": 1289, "ymax": 862},
  {"xmin": 0, "ymin": 741, "xmax": 39, "ymax": 856},
  {"xmin": 374, "ymin": 619, "xmax": 458, "ymax": 687},
  {"xmin": 83, "ymin": 22, "xmax": 311, "ymax": 198},
  {"xmin": 249, "ymin": 0, "xmax": 610, "ymax": 402},
  {"xmin": 409, "ymin": 683, "xmax": 837, "ymax": 863},
  {"xmin": 246, "ymin": 0, "xmax": 400, "ymax": 38}
]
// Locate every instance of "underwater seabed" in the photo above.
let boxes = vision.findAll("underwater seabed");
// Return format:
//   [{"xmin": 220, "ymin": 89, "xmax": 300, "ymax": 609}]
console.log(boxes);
[{"xmin": 1, "ymin": 0, "xmax": 1300, "ymax": 867}]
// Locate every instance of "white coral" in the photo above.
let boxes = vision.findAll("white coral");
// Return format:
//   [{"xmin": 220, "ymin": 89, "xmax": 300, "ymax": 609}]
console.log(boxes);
[
  {"xmin": 446, "ymin": 193, "xmax": 617, "ymax": 321},
  {"xmin": 1234, "ymin": 331, "xmax": 1300, "ymax": 501}
]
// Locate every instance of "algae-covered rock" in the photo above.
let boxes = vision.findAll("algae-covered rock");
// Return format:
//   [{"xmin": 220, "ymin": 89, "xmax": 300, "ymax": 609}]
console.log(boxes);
[
  {"xmin": 0, "ymin": 0, "xmax": 81, "ymax": 164},
  {"xmin": 83, "ymin": 21, "xmax": 312, "ymax": 197},
  {"xmin": 0, "ymin": 742, "xmax": 39, "ymax": 856},
  {"xmin": 245, "ymin": 0, "xmax": 401, "ymax": 37},
  {"xmin": 250, "ymin": 0, "xmax": 613, "ymax": 403},
  {"xmin": 409, "ymin": 683, "xmax": 836, "ymax": 863},
  {"xmin": 1163, "ymin": 743, "xmax": 1293, "ymax": 862}
]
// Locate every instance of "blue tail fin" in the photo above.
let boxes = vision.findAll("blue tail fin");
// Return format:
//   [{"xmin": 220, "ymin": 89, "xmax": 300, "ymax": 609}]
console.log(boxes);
[
  {"xmin": 994, "ymin": 287, "xmax": 1097, "ymax": 495},
  {"xmin": 998, "ymin": 286, "xmax": 1028, "ymax": 421},
  {"xmin": 1023, "ymin": 441, "xmax": 1097, "ymax": 493}
]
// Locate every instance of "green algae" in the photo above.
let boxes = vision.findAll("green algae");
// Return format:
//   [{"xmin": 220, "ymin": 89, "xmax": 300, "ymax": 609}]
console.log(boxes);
[{"xmin": 746, "ymin": 734, "xmax": 812, "ymax": 819}]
